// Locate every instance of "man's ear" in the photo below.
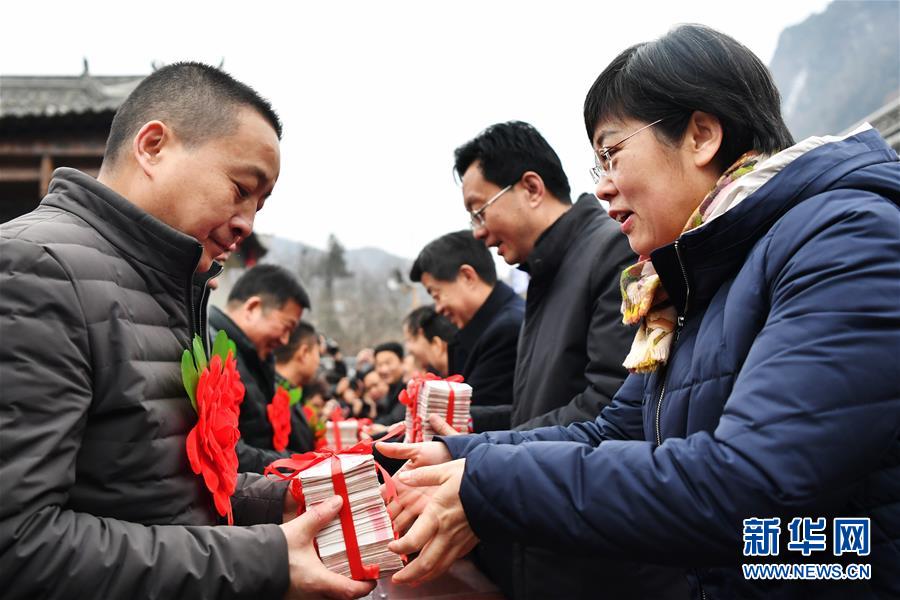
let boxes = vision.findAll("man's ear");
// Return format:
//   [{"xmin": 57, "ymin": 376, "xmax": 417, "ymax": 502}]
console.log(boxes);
[
  {"xmin": 132, "ymin": 120, "xmax": 173, "ymax": 177},
  {"xmin": 685, "ymin": 111, "xmax": 723, "ymax": 169},
  {"xmin": 432, "ymin": 337, "xmax": 448, "ymax": 354},
  {"xmin": 243, "ymin": 295, "xmax": 264, "ymax": 317},
  {"xmin": 520, "ymin": 171, "xmax": 547, "ymax": 208},
  {"xmin": 457, "ymin": 264, "xmax": 479, "ymax": 286},
  {"xmin": 300, "ymin": 341, "xmax": 316, "ymax": 362}
]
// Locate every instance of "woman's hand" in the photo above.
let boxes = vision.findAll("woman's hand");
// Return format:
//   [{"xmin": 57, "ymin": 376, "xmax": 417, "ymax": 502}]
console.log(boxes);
[
  {"xmin": 375, "ymin": 440, "xmax": 452, "ymax": 470},
  {"xmin": 377, "ymin": 440, "xmax": 454, "ymax": 534},
  {"xmin": 387, "ymin": 460, "xmax": 478, "ymax": 584}
]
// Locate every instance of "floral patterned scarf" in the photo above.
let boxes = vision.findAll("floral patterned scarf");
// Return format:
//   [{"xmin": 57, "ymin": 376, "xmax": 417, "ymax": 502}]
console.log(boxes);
[{"xmin": 620, "ymin": 151, "xmax": 761, "ymax": 373}]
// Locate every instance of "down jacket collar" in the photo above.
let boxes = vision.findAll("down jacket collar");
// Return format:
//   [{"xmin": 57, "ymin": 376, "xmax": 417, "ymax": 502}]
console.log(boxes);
[
  {"xmin": 651, "ymin": 126, "xmax": 900, "ymax": 317},
  {"xmin": 43, "ymin": 167, "xmax": 206, "ymax": 280}
]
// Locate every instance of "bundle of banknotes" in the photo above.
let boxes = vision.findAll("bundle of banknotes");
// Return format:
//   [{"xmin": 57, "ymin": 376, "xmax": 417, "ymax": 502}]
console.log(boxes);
[
  {"xmin": 324, "ymin": 419, "xmax": 360, "ymax": 450},
  {"xmin": 296, "ymin": 453, "xmax": 403, "ymax": 577},
  {"xmin": 404, "ymin": 379, "xmax": 472, "ymax": 442}
]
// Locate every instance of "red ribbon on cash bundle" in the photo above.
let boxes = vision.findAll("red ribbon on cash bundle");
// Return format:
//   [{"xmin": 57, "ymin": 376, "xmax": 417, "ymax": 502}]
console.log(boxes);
[
  {"xmin": 399, "ymin": 373, "xmax": 465, "ymax": 443},
  {"xmin": 265, "ymin": 423, "xmax": 406, "ymax": 580},
  {"xmin": 323, "ymin": 413, "xmax": 374, "ymax": 449},
  {"xmin": 330, "ymin": 410, "xmax": 345, "ymax": 451},
  {"xmin": 356, "ymin": 418, "xmax": 375, "ymax": 439}
]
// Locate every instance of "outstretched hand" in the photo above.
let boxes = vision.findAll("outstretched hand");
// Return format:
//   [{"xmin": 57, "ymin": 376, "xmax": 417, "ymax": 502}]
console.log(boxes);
[
  {"xmin": 383, "ymin": 461, "xmax": 436, "ymax": 534},
  {"xmin": 375, "ymin": 440, "xmax": 452, "ymax": 469},
  {"xmin": 377, "ymin": 440, "xmax": 452, "ymax": 535},
  {"xmin": 280, "ymin": 496, "xmax": 377, "ymax": 599},
  {"xmin": 387, "ymin": 460, "xmax": 478, "ymax": 585}
]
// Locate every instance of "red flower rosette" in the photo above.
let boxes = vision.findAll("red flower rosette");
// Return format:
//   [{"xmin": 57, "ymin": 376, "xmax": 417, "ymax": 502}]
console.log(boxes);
[
  {"xmin": 267, "ymin": 385, "xmax": 292, "ymax": 452},
  {"xmin": 182, "ymin": 331, "xmax": 244, "ymax": 525}
]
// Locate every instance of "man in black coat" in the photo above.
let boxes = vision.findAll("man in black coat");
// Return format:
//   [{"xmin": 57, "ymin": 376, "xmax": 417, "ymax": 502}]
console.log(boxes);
[
  {"xmin": 410, "ymin": 230, "xmax": 524, "ymax": 432},
  {"xmin": 273, "ymin": 321, "xmax": 322, "ymax": 454},
  {"xmin": 209, "ymin": 264, "xmax": 313, "ymax": 472},
  {"xmin": 455, "ymin": 121, "xmax": 635, "ymax": 430},
  {"xmin": 0, "ymin": 62, "xmax": 373, "ymax": 599},
  {"xmin": 372, "ymin": 342, "xmax": 407, "ymax": 426},
  {"xmin": 449, "ymin": 120, "xmax": 682, "ymax": 599}
]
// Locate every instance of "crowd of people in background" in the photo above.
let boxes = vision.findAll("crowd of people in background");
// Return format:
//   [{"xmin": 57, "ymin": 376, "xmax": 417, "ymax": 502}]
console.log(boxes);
[{"xmin": 2, "ymin": 21, "xmax": 897, "ymax": 600}]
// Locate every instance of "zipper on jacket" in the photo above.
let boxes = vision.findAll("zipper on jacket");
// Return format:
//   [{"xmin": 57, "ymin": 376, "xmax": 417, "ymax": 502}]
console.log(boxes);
[
  {"xmin": 695, "ymin": 569, "xmax": 708, "ymax": 600},
  {"xmin": 198, "ymin": 278, "xmax": 213, "ymax": 351},
  {"xmin": 185, "ymin": 256, "xmax": 213, "ymax": 353},
  {"xmin": 654, "ymin": 240, "xmax": 691, "ymax": 447},
  {"xmin": 186, "ymin": 279, "xmax": 200, "ymax": 346}
]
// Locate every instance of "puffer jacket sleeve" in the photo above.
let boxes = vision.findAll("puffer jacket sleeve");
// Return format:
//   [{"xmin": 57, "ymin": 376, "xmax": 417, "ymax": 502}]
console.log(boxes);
[
  {"xmin": 440, "ymin": 373, "xmax": 646, "ymax": 458},
  {"xmin": 457, "ymin": 195, "xmax": 900, "ymax": 565},
  {"xmin": 514, "ymin": 231, "xmax": 635, "ymax": 430},
  {"xmin": 233, "ymin": 472, "xmax": 289, "ymax": 525},
  {"xmin": 0, "ymin": 240, "xmax": 289, "ymax": 599}
]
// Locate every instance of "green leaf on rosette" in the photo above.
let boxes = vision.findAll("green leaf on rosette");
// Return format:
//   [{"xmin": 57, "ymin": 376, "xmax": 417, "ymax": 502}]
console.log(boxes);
[
  {"xmin": 181, "ymin": 349, "xmax": 198, "ymax": 411},
  {"xmin": 288, "ymin": 387, "xmax": 303, "ymax": 406},
  {"xmin": 192, "ymin": 335, "xmax": 208, "ymax": 372},
  {"xmin": 211, "ymin": 329, "xmax": 230, "ymax": 364},
  {"xmin": 228, "ymin": 340, "xmax": 237, "ymax": 360}
]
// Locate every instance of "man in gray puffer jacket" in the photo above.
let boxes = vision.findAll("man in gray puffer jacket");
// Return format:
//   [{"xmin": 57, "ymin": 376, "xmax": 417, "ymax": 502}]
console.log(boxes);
[{"xmin": 0, "ymin": 63, "xmax": 374, "ymax": 599}]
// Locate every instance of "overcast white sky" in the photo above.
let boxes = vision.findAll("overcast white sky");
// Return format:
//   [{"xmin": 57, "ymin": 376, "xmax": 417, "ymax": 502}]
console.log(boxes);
[{"xmin": 2, "ymin": 0, "xmax": 832, "ymax": 263}]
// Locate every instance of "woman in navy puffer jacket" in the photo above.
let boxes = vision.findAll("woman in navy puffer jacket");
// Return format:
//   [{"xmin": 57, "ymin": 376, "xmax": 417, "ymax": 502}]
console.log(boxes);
[{"xmin": 382, "ymin": 24, "xmax": 900, "ymax": 599}]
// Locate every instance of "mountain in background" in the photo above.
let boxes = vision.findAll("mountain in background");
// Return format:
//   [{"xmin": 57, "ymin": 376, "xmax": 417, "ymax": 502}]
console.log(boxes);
[
  {"xmin": 769, "ymin": 0, "xmax": 899, "ymax": 140},
  {"xmin": 219, "ymin": 1, "xmax": 899, "ymax": 352}
]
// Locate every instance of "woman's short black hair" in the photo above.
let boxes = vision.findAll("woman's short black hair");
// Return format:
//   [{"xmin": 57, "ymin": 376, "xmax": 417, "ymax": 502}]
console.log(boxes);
[
  {"xmin": 403, "ymin": 305, "xmax": 458, "ymax": 343},
  {"xmin": 583, "ymin": 24, "xmax": 794, "ymax": 171}
]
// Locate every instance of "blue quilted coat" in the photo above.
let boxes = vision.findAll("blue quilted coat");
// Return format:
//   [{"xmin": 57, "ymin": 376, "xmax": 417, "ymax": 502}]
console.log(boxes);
[{"xmin": 442, "ymin": 127, "xmax": 900, "ymax": 599}]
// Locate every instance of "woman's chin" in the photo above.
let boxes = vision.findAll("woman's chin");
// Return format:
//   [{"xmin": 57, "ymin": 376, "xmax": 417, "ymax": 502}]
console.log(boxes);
[{"xmin": 627, "ymin": 236, "xmax": 652, "ymax": 258}]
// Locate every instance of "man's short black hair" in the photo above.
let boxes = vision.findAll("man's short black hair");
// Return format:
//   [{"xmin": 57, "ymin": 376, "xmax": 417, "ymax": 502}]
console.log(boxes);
[
  {"xmin": 583, "ymin": 24, "xmax": 794, "ymax": 171},
  {"xmin": 374, "ymin": 341, "xmax": 404, "ymax": 360},
  {"xmin": 227, "ymin": 264, "xmax": 311, "ymax": 311},
  {"xmin": 454, "ymin": 121, "xmax": 571, "ymax": 204},
  {"xmin": 353, "ymin": 365, "xmax": 374, "ymax": 388},
  {"xmin": 403, "ymin": 305, "xmax": 457, "ymax": 343},
  {"xmin": 274, "ymin": 321, "xmax": 318, "ymax": 364},
  {"xmin": 104, "ymin": 61, "xmax": 282, "ymax": 167},
  {"xmin": 409, "ymin": 230, "xmax": 496, "ymax": 285},
  {"xmin": 356, "ymin": 365, "xmax": 376, "ymax": 383},
  {"xmin": 302, "ymin": 379, "xmax": 329, "ymax": 402}
]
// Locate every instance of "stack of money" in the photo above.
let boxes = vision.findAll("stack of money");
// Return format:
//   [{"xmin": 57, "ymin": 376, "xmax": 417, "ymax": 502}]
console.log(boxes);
[
  {"xmin": 325, "ymin": 419, "xmax": 359, "ymax": 450},
  {"xmin": 404, "ymin": 379, "xmax": 472, "ymax": 442},
  {"xmin": 296, "ymin": 453, "xmax": 404, "ymax": 578}
]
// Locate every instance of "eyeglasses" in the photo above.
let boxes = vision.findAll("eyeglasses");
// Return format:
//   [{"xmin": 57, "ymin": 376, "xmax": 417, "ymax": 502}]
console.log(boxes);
[
  {"xmin": 589, "ymin": 118, "xmax": 663, "ymax": 184},
  {"xmin": 469, "ymin": 183, "xmax": 513, "ymax": 230}
]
